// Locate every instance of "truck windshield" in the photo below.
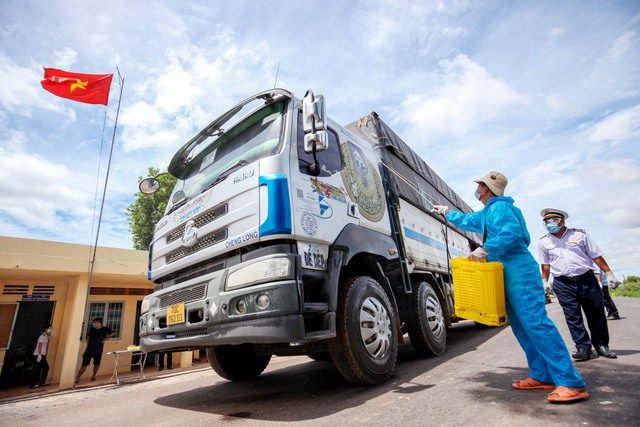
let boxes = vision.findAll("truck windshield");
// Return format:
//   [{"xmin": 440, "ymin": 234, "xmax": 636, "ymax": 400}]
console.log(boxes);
[{"xmin": 166, "ymin": 101, "xmax": 285, "ymax": 213}]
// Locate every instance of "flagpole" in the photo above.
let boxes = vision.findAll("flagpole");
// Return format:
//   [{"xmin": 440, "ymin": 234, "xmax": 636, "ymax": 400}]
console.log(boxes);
[
  {"xmin": 73, "ymin": 68, "xmax": 124, "ymax": 388},
  {"xmin": 85, "ymin": 69, "xmax": 124, "ymax": 303}
]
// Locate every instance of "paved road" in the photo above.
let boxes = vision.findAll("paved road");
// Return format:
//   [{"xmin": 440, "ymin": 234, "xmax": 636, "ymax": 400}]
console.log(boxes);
[{"xmin": 2, "ymin": 297, "xmax": 638, "ymax": 426}]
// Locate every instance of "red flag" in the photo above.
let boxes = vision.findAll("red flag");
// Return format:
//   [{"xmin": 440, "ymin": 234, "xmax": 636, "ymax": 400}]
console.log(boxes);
[{"xmin": 41, "ymin": 67, "xmax": 113, "ymax": 105}]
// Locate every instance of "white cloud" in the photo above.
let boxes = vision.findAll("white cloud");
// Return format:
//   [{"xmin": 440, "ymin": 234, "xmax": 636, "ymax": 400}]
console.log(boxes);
[
  {"xmin": 397, "ymin": 54, "xmax": 526, "ymax": 139},
  {"xmin": 155, "ymin": 69, "xmax": 201, "ymax": 115},
  {"xmin": 0, "ymin": 145, "xmax": 93, "ymax": 230},
  {"xmin": 607, "ymin": 31, "xmax": 636, "ymax": 61},
  {"xmin": 0, "ymin": 55, "xmax": 53, "ymax": 113},
  {"xmin": 53, "ymin": 47, "xmax": 78, "ymax": 69},
  {"xmin": 118, "ymin": 38, "xmax": 276, "ymax": 156},
  {"xmin": 584, "ymin": 104, "xmax": 640, "ymax": 142}
]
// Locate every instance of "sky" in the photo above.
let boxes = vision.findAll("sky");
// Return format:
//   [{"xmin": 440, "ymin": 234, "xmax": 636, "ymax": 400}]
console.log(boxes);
[{"xmin": 1, "ymin": 0, "xmax": 639, "ymax": 278}]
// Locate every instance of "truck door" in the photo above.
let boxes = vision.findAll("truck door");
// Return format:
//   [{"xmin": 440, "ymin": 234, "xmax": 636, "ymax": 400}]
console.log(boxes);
[{"xmin": 292, "ymin": 110, "xmax": 350, "ymax": 260}]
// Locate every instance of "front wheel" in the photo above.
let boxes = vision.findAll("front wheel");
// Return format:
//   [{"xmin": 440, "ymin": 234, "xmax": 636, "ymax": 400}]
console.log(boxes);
[
  {"xmin": 328, "ymin": 276, "xmax": 399, "ymax": 384},
  {"xmin": 206, "ymin": 344, "xmax": 271, "ymax": 381},
  {"xmin": 406, "ymin": 281, "xmax": 447, "ymax": 356}
]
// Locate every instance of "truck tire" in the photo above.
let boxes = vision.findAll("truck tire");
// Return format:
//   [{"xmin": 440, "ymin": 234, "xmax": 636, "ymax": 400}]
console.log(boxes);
[
  {"xmin": 406, "ymin": 281, "xmax": 447, "ymax": 356},
  {"xmin": 328, "ymin": 276, "xmax": 398, "ymax": 384},
  {"xmin": 206, "ymin": 344, "xmax": 271, "ymax": 381}
]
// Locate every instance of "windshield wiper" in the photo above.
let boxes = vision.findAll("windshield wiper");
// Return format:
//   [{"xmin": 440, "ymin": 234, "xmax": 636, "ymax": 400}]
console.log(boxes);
[
  {"xmin": 202, "ymin": 160, "xmax": 250, "ymax": 192},
  {"xmin": 167, "ymin": 196, "xmax": 190, "ymax": 214}
]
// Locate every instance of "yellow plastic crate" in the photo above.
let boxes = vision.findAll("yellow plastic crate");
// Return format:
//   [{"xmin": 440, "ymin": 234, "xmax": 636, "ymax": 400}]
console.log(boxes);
[{"xmin": 451, "ymin": 257, "xmax": 507, "ymax": 327}]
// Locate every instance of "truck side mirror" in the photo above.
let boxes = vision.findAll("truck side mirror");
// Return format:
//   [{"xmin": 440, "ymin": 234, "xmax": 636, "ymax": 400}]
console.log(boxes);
[
  {"xmin": 139, "ymin": 177, "xmax": 161, "ymax": 194},
  {"xmin": 303, "ymin": 131, "xmax": 328, "ymax": 154},
  {"xmin": 302, "ymin": 90, "xmax": 328, "ymax": 175},
  {"xmin": 302, "ymin": 92, "xmax": 326, "ymax": 133}
]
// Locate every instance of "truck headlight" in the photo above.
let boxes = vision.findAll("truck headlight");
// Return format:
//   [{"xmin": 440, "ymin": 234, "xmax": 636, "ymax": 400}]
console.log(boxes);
[
  {"xmin": 227, "ymin": 257, "xmax": 291, "ymax": 290},
  {"xmin": 141, "ymin": 298, "xmax": 150, "ymax": 314}
]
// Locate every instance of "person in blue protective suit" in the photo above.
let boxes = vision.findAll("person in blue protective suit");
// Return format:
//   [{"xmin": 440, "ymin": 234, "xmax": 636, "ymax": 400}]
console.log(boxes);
[{"xmin": 433, "ymin": 171, "xmax": 588, "ymax": 403}]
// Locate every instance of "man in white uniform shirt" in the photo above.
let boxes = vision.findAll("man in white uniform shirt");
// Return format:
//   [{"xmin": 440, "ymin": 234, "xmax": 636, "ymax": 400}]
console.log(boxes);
[{"xmin": 538, "ymin": 208, "xmax": 621, "ymax": 362}]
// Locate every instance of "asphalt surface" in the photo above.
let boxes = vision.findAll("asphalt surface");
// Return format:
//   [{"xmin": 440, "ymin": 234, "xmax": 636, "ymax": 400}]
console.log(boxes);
[{"xmin": 1, "ymin": 297, "xmax": 638, "ymax": 427}]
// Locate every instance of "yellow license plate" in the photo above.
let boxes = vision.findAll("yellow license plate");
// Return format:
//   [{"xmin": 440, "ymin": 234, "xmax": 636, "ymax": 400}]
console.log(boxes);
[{"xmin": 166, "ymin": 303, "xmax": 185, "ymax": 325}]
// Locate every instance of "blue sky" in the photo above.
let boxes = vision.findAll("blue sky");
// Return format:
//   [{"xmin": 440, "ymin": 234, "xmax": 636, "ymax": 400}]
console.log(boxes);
[{"xmin": 1, "ymin": 0, "xmax": 639, "ymax": 278}]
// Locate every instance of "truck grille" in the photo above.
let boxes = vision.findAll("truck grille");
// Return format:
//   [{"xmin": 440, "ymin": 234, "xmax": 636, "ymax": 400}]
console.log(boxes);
[
  {"xmin": 166, "ymin": 228, "xmax": 228, "ymax": 264},
  {"xmin": 160, "ymin": 283, "xmax": 207, "ymax": 308},
  {"xmin": 167, "ymin": 204, "xmax": 228, "ymax": 244},
  {"xmin": 175, "ymin": 328, "xmax": 208, "ymax": 338}
]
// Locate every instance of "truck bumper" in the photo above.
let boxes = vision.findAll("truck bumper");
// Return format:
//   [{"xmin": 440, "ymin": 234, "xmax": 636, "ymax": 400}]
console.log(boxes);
[
  {"xmin": 140, "ymin": 314, "xmax": 306, "ymax": 352},
  {"xmin": 139, "ymin": 260, "xmax": 304, "ymax": 353}
]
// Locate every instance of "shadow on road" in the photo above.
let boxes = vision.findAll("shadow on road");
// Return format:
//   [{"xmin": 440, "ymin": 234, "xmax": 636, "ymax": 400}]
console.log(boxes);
[
  {"xmin": 464, "ymin": 357, "xmax": 640, "ymax": 426},
  {"xmin": 154, "ymin": 321, "xmax": 504, "ymax": 422}
]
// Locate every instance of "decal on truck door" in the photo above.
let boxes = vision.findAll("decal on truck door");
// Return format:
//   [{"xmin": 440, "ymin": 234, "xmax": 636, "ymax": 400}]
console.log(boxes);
[
  {"xmin": 300, "ymin": 212, "xmax": 318, "ymax": 236},
  {"xmin": 340, "ymin": 142, "xmax": 385, "ymax": 222}
]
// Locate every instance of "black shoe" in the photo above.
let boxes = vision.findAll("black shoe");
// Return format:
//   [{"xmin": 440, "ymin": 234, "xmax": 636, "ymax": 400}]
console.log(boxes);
[
  {"xmin": 597, "ymin": 345, "xmax": 617, "ymax": 358},
  {"xmin": 167, "ymin": 367, "xmax": 173, "ymax": 370},
  {"xmin": 607, "ymin": 313, "xmax": 620, "ymax": 320},
  {"xmin": 158, "ymin": 367, "xmax": 164, "ymax": 371},
  {"xmin": 572, "ymin": 348, "xmax": 597, "ymax": 361}
]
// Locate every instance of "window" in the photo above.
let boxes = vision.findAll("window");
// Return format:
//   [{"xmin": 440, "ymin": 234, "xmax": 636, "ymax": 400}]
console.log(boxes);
[
  {"xmin": 297, "ymin": 110, "xmax": 343, "ymax": 176},
  {"xmin": 85, "ymin": 302, "xmax": 124, "ymax": 339}
]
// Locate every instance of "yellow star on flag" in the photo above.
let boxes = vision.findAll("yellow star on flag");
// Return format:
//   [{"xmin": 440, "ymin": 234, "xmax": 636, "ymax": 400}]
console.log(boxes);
[{"xmin": 70, "ymin": 79, "xmax": 88, "ymax": 92}]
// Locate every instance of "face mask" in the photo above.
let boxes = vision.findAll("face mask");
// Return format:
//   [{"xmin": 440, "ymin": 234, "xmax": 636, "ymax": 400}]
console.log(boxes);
[
  {"xmin": 46, "ymin": 328, "xmax": 52, "ymax": 334},
  {"xmin": 91, "ymin": 323, "xmax": 97, "ymax": 329},
  {"xmin": 546, "ymin": 223, "xmax": 561, "ymax": 233},
  {"xmin": 474, "ymin": 189, "xmax": 481, "ymax": 200}
]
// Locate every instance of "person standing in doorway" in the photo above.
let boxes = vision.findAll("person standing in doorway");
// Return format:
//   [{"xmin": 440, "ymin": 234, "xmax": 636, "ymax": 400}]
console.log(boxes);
[
  {"xmin": 595, "ymin": 267, "xmax": 621, "ymax": 320},
  {"xmin": 433, "ymin": 171, "xmax": 588, "ymax": 403},
  {"xmin": 75, "ymin": 317, "xmax": 114, "ymax": 383},
  {"xmin": 538, "ymin": 208, "xmax": 620, "ymax": 361},
  {"xmin": 30, "ymin": 324, "xmax": 52, "ymax": 388}
]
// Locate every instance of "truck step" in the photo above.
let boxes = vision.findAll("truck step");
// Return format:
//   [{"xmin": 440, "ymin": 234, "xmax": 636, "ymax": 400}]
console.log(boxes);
[{"xmin": 304, "ymin": 302, "xmax": 328, "ymax": 313}]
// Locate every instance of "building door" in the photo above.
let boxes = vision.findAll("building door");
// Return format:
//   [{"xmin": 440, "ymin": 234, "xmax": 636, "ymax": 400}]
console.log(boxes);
[{"xmin": 0, "ymin": 301, "xmax": 54, "ymax": 388}]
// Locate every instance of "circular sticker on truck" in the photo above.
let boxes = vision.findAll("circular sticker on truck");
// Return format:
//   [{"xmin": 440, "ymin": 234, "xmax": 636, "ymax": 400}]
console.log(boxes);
[
  {"xmin": 340, "ymin": 141, "xmax": 385, "ymax": 222},
  {"xmin": 300, "ymin": 212, "xmax": 318, "ymax": 236}
]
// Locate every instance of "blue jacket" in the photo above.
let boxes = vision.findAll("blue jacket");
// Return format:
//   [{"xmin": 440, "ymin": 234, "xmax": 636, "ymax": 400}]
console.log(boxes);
[{"xmin": 446, "ymin": 196, "xmax": 532, "ymax": 262}]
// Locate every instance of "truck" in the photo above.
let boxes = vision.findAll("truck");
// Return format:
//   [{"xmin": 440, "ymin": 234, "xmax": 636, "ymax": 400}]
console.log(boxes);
[{"xmin": 138, "ymin": 88, "xmax": 482, "ymax": 384}]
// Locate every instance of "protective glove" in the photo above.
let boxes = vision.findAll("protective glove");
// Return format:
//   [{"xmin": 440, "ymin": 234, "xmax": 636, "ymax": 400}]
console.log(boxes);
[
  {"xmin": 432, "ymin": 205, "xmax": 449, "ymax": 216},
  {"xmin": 606, "ymin": 271, "xmax": 621, "ymax": 289},
  {"xmin": 468, "ymin": 246, "xmax": 488, "ymax": 262},
  {"xmin": 37, "ymin": 355, "xmax": 42, "ymax": 363},
  {"xmin": 543, "ymin": 278, "xmax": 554, "ymax": 295}
]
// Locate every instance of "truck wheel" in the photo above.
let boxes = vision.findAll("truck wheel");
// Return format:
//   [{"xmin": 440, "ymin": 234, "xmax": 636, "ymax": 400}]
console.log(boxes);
[
  {"xmin": 328, "ymin": 276, "xmax": 398, "ymax": 384},
  {"xmin": 206, "ymin": 344, "xmax": 271, "ymax": 381},
  {"xmin": 407, "ymin": 281, "xmax": 447, "ymax": 356}
]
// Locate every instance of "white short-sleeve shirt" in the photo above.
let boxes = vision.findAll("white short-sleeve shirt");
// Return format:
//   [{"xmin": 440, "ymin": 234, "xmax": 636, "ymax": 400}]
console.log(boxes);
[
  {"xmin": 33, "ymin": 332, "xmax": 50, "ymax": 356},
  {"xmin": 538, "ymin": 228, "xmax": 604, "ymax": 277}
]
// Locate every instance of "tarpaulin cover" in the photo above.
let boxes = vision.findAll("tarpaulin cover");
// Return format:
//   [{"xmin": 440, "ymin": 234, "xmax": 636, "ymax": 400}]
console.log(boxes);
[{"xmin": 345, "ymin": 113, "xmax": 481, "ymax": 245}]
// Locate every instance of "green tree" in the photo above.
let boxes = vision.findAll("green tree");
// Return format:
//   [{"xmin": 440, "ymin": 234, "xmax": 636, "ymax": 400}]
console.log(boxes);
[{"xmin": 126, "ymin": 167, "xmax": 177, "ymax": 250}]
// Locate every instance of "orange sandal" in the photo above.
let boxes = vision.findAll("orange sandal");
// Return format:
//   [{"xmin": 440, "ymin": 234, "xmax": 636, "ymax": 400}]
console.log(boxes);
[
  {"xmin": 547, "ymin": 386, "xmax": 589, "ymax": 403},
  {"xmin": 512, "ymin": 377, "xmax": 555, "ymax": 390}
]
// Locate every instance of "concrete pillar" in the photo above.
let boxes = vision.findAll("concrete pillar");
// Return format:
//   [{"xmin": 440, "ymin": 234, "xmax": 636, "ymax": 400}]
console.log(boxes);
[
  {"xmin": 179, "ymin": 351, "xmax": 192, "ymax": 369},
  {"xmin": 57, "ymin": 274, "xmax": 89, "ymax": 389}
]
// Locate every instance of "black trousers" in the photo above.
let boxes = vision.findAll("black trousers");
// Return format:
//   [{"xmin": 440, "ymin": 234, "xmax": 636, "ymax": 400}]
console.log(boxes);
[
  {"xmin": 158, "ymin": 352, "xmax": 172, "ymax": 369},
  {"xmin": 553, "ymin": 271, "xmax": 610, "ymax": 351},
  {"xmin": 31, "ymin": 355, "xmax": 49, "ymax": 386}
]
